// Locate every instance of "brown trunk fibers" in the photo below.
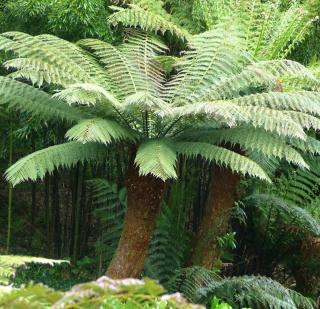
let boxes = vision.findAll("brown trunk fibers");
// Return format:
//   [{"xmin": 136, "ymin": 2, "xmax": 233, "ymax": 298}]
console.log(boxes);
[
  {"xmin": 106, "ymin": 160, "xmax": 165, "ymax": 279},
  {"xmin": 190, "ymin": 165, "xmax": 240, "ymax": 269}
]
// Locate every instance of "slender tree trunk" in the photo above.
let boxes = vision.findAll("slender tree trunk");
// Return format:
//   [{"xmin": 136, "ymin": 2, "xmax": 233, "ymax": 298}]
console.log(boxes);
[
  {"xmin": 190, "ymin": 165, "xmax": 240, "ymax": 269},
  {"xmin": 6, "ymin": 119, "xmax": 13, "ymax": 254},
  {"xmin": 72, "ymin": 164, "xmax": 83, "ymax": 263},
  {"xmin": 30, "ymin": 135, "xmax": 36, "ymax": 246},
  {"xmin": 106, "ymin": 161, "xmax": 165, "ymax": 279},
  {"xmin": 52, "ymin": 171, "xmax": 61, "ymax": 257}
]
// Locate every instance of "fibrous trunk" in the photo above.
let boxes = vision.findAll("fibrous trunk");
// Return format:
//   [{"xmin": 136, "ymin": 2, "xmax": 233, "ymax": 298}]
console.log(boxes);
[
  {"xmin": 106, "ymin": 162, "xmax": 165, "ymax": 279},
  {"xmin": 190, "ymin": 165, "xmax": 240, "ymax": 269}
]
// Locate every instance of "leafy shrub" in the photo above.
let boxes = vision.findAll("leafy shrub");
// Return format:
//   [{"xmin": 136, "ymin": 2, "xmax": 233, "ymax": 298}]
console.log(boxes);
[
  {"xmin": 0, "ymin": 276, "xmax": 204, "ymax": 308},
  {"xmin": 12, "ymin": 257, "xmax": 95, "ymax": 290},
  {"xmin": 0, "ymin": 255, "xmax": 67, "ymax": 285}
]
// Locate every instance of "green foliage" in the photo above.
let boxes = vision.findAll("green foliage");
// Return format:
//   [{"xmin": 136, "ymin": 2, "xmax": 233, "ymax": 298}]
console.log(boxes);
[
  {"xmin": 5, "ymin": 142, "xmax": 107, "ymax": 186},
  {"xmin": 0, "ymin": 276, "xmax": 204, "ymax": 308},
  {"xmin": 108, "ymin": 4, "xmax": 190, "ymax": 41},
  {"xmin": 135, "ymin": 139, "xmax": 177, "ymax": 180},
  {"xmin": 12, "ymin": 257, "xmax": 98, "ymax": 290},
  {"xmin": 2, "ymin": 24, "xmax": 320, "ymax": 187},
  {"xmin": 210, "ymin": 297, "xmax": 233, "ymax": 309},
  {"xmin": 66, "ymin": 118, "xmax": 136, "ymax": 144},
  {"xmin": 88, "ymin": 179, "xmax": 126, "ymax": 268},
  {"xmin": 2, "ymin": 0, "xmax": 113, "ymax": 41},
  {"xmin": 0, "ymin": 255, "xmax": 67, "ymax": 285},
  {"xmin": 168, "ymin": 267, "xmax": 315, "ymax": 309},
  {"xmin": 145, "ymin": 176, "xmax": 194, "ymax": 284}
]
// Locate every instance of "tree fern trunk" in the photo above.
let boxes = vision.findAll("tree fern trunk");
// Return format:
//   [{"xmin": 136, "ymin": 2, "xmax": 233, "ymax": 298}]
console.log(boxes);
[
  {"xmin": 190, "ymin": 165, "xmax": 240, "ymax": 269},
  {"xmin": 106, "ymin": 160, "xmax": 165, "ymax": 279}
]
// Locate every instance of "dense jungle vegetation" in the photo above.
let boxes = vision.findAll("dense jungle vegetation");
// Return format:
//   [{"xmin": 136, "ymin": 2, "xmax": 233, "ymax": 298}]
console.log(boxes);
[{"xmin": 0, "ymin": 0, "xmax": 320, "ymax": 308}]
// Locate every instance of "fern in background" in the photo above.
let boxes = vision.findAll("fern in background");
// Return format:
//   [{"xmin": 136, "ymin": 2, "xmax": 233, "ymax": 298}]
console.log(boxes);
[
  {"xmin": 167, "ymin": 267, "xmax": 315, "ymax": 309},
  {"xmin": 87, "ymin": 179, "xmax": 126, "ymax": 273},
  {"xmin": 144, "ymin": 174, "xmax": 195, "ymax": 283}
]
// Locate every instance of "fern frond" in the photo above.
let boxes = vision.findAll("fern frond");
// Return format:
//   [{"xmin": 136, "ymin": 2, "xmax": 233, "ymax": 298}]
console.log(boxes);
[
  {"xmin": 181, "ymin": 127, "xmax": 308, "ymax": 168},
  {"xmin": 0, "ymin": 76, "xmax": 85, "ymax": 123},
  {"xmin": 0, "ymin": 32, "xmax": 111, "ymax": 89},
  {"xmin": 168, "ymin": 267, "xmax": 315, "ymax": 309},
  {"xmin": 233, "ymin": 91, "xmax": 320, "ymax": 116},
  {"xmin": 123, "ymin": 91, "xmax": 172, "ymax": 114},
  {"xmin": 121, "ymin": 30, "xmax": 167, "ymax": 96},
  {"xmin": 53, "ymin": 83, "xmax": 121, "ymax": 108},
  {"xmin": 79, "ymin": 32, "xmax": 166, "ymax": 99},
  {"xmin": 66, "ymin": 118, "xmax": 136, "ymax": 144},
  {"xmin": 88, "ymin": 179, "xmax": 126, "ymax": 265},
  {"xmin": 4, "ymin": 58, "xmax": 78, "ymax": 87},
  {"xmin": 108, "ymin": 5, "xmax": 190, "ymax": 41},
  {"xmin": 285, "ymin": 111, "xmax": 320, "ymax": 131},
  {"xmin": 176, "ymin": 142, "xmax": 270, "ymax": 182},
  {"xmin": 187, "ymin": 59, "xmax": 317, "ymax": 103},
  {"xmin": 135, "ymin": 139, "xmax": 177, "ymax": 180},
  {"xmin": 165, "ymin": 24, "xmax": 249, "ymax": 105},
  {"xmin": 5, "ymin": 142, "xmax": 107, "ymax": 186},
  {"xmin": 246, "ymin": 194, "xmax": 320, "ymax": 237},
  {"xmin": 168, "ymin": 102, "xmax": 307, "ymax": 140}
]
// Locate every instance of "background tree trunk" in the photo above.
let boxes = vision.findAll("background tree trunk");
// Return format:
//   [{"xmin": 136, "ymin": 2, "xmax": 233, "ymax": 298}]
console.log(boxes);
[
  {"xmin": 106, "ymin": 162, "xmax": 165, "ymax": 279},
  {"xmin": 190, "ymin": 165, "xmax": 240, "ymax": 269}
]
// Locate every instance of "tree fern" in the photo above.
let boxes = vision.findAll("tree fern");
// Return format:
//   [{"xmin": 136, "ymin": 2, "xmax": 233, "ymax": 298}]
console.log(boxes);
[
  {"xmin": 2, "ymin": 23, "xmax": 320, "ymax": 186},
  {"xmin": 168, "ymin": 267, "xmax": 315, "ymax": 309}
]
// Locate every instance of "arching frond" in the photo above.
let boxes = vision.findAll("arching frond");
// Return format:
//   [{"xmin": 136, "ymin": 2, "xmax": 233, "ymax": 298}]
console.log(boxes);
[
  {"xmin": 135, "ymin": 139, "xmax": 177, "ymax": 181},
  {"xmin": 246, "ymin": 194, "xmax": 320, "ymax": 237},
  {"xmin": 66, "ymin": 118, "xmax": 136, "ymax": 144},
  {"xmin": 123, "ymin": 91, "xmax": 172, "ymax": 114},
  {"xmin": 165, "ymin": 24, "xmax": 250, "ymax": 105},
  {"xmin": 181, "ymin": 127, "xmax": 308, "ymax": 168},
  {"xmin": 0, "ymin": 32, "xmax": 110, "ymax": 89},
  {"xmin": 290, "ymin": 136, "xmax": 320, "ymax": 155},
  {"xmin": 108, "ymin": 5, "xmax": 190, "ymax": 41},
  {"xmin": 4, "ymin": 58, "xmax": 77, "ymax": 87},
  {"xmin": 167, "ymin": 102, "xmax": 307, "ymax": 140},
  {"xmin": 53, "ymin": 83, "xmax": 121, "ymax": 108},
  {"xmin": 121, "ymin": 30, "xmax": 167, "ymax": 96},
  {"xmin": 176, "ymin": 142, "xmax": 270, "ymax": 182},
  {"xmin": 5, "ymin": 142, "xmax": 107, "ymax": 186},
  {"xmin": 285, "ymin": 111, "xmax": 320, "ymax": 131},
  {"xmin": 0, "ymin": 76, "xmax": 84, "ymax": 123},
  {"xmin": 232, "ymin": 91, "xmax": 320, "ymax": 116},
  {"xmin": 79, "ymin": 31, "xmax": 166, "ymax": 99},
  {"xmin": 168, "ymin": 267, "xmax": 315, "ymax": 309}
]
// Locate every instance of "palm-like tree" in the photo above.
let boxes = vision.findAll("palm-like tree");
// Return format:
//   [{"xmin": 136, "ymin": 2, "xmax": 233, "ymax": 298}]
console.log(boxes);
[
  {"xmin": 107, "ymin": 0, "xmax": 320, "ymax": 268},
  {"xmin": 1, "ymin": 23, "xmax": 320, "ymax": 278}
]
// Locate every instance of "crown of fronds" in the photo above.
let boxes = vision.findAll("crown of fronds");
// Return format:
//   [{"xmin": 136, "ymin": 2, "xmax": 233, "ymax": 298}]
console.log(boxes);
[{"xmin": 2, "ymin": 22, "xmax": 320, "ymax": 184}]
